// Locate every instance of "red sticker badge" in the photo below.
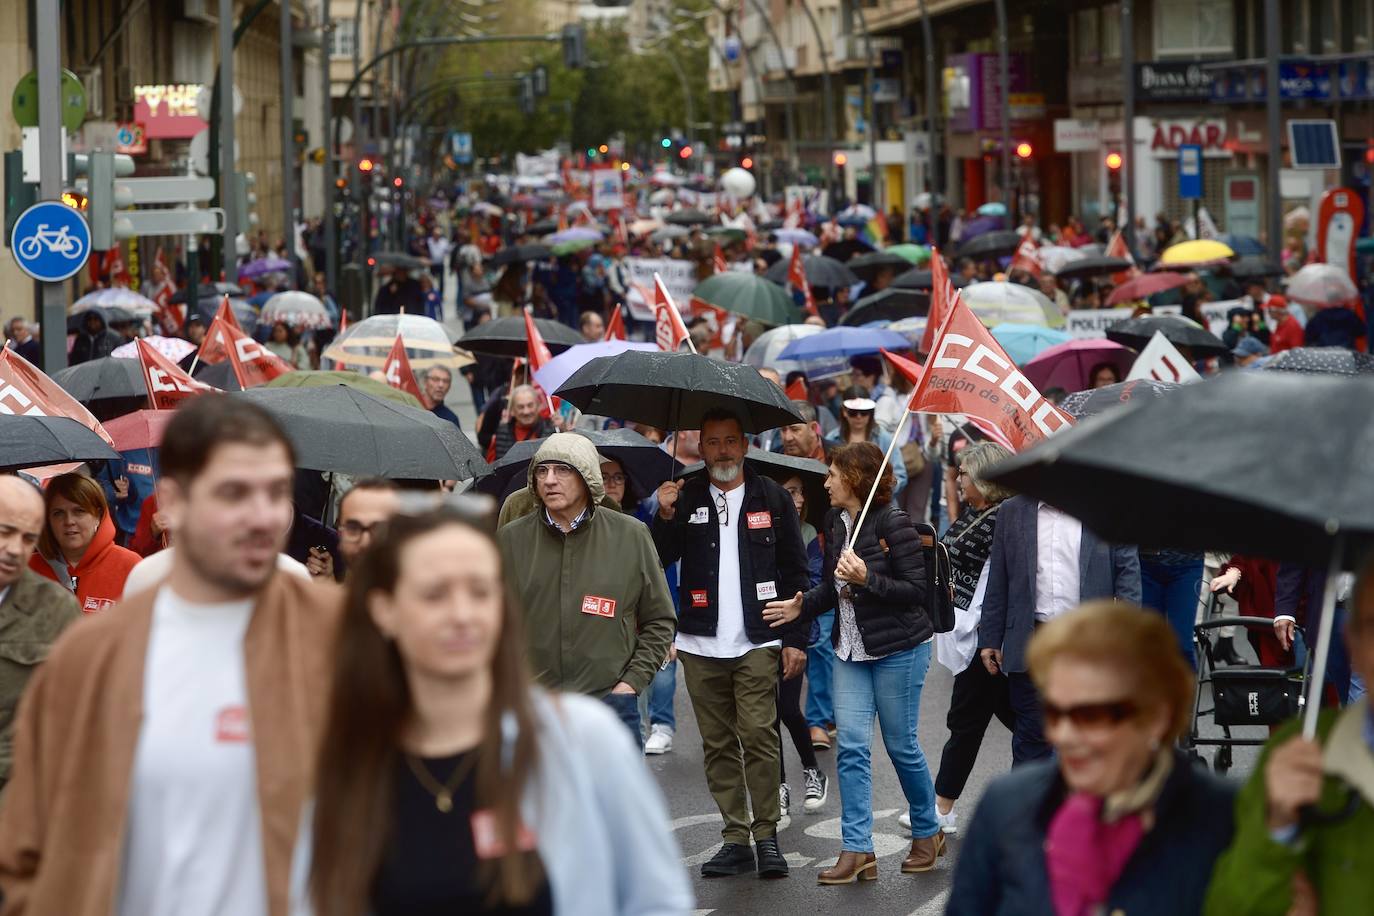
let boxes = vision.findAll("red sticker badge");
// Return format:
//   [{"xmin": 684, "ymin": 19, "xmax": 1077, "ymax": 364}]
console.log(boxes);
[
  {"xmin": 580, "ymin": 595, "xmax": 617, "ymax": 618},
  {"xmin": 690, "ymin": 590, "xmax": 709, "ymax": 607},
  {"xmin": 746, "ymin": 511, "xmax": 772, "ymax": 529},
  {"xmin": 215, "ymin": 705, "xmax": 250, "ymax": 743},
  {"xmin": 471, "ymin": 809, "xmax": 539, "ymax": 859}
]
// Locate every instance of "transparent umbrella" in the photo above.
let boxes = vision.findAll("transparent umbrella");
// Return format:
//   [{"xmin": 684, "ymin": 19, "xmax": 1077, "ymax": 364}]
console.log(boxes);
[
  {"xmin": 70, "ymin": 287, "xmax": 158, "ymax": 316},
  {"xmin": 959, "ymin": 281, "xmax": 1061, "ymax": 327},
  {"xmin": 259, "ymin": 291, "xmax": 333, "ymax": 330},
  {"xmin": 322, "ymin": 313, "xmax": 473, "ymax": 370},
  {"xmin": 1283, "ymin": 263, "xmax": 1359, "ymax": 308}
]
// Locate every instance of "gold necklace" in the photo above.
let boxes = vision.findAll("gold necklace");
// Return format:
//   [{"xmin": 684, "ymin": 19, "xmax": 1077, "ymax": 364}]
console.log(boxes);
[{"xmin": 404, "ymin": 752, "xmax": 476, "ymax": 814}]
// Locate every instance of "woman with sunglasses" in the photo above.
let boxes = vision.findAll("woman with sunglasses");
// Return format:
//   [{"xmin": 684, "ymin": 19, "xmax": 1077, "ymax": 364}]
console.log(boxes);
[
  {"xmin": 947, "ymin": 601, "xmax": 1236, "ymax": 916},
  {"xmin": 828, "ymin": 386, "xmax": 907, "ymax": 501},
  {"xmin": 293, "ymin": 498, "xmax": 692, "ymax": 916}
]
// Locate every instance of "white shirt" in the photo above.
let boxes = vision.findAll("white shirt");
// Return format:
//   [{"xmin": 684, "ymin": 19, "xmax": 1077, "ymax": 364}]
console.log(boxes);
[
  {"xmin": 122, "ymin": 548, "xmax": 309, "ymax": 598},
  {"xmin": 674, "ymin": 483, "xmax": 780, "ymax": 659},
  {"xmin": 1034, "ymin": 502, "xmax": 1081, "ymax": 623},
  {"xmin": 118, "ymin": 587, "xmax": 267, "ymax": 916}
]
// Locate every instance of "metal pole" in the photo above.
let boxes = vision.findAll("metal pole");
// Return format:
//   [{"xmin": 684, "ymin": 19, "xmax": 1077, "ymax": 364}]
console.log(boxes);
[
  {"xmin": 1122, "ymin": 0, "xmax": 1136, "ymax": 256},
  {"xmin": 322, "ymin": 12, "xmax": 337, "ymax": 294},
  {"xmin": 995, "ymin": 0, "xmax": 1010, "ymax": 228},
  {"xmin": 219, "ymin": 0, "xmax": 238, "ymax": 279},
  {"xmin": 351, "ymin": 0, "xmax": 365, "ymax": 266},
  {"xmin": 1264, "ymin": 0, "xmax": 1282, "ymax": 259},
  {"xmin": 35, "ymin": 0, "xmax": 65, "ymax": 372},
  {"xmin": 661, "ymin": 50, "xmax": 696, "ymax": 176},
  {"xmin": 919, "ymin": 0, "xmax": 941, "ymax": 204},
  {"xmin": 853, "ymin": 1, "xmax": 881, "ymax": 213},
  {"xmin": 280, "ymin": 1, "xmax": 296, "ymax": 274},
  {"xmin": 742, "ymin": 0, "xmax": 799, "ymax": 181},
  {"xmin": 796, "ymin": 2, "xmax": 837, "ymax": 201}
]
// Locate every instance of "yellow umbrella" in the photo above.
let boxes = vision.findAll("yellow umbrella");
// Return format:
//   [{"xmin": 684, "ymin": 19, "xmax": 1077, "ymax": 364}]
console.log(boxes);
[{"xmin": 1158, "ymin": 239, "xmax": 1235, "ymax": 267}]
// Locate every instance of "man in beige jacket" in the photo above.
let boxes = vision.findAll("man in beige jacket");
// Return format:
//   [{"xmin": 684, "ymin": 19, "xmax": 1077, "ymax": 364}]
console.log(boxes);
[{"xmin": 0, "ymin": 396, "xmax": 342, "ymax": 916}]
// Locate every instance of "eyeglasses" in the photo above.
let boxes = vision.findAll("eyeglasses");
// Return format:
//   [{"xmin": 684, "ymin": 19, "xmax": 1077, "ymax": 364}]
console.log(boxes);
[
  {"xmin": 1042, "ymin": 698, "xmax": 1138, "ymax": 730},
  {"xmin": 534, "ymin": 463, "xmax": 577, "ymax": 481},
  {"xmin": 602, "ymin": 473, "xmax": 626, "ymax": 486},
  {"xmin": 715, "ymin": 491, "xmax": 729, "ymax": 527},
  {"xmin": 339, "ymin": 520, "xmax": 384, "ymax": 542}
]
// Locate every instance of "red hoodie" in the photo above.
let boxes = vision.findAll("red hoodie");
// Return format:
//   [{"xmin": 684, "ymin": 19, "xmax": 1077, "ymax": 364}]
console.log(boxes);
[{"xmin": 29, "ymin": 511, "xmax": 142, "ymax": 613}]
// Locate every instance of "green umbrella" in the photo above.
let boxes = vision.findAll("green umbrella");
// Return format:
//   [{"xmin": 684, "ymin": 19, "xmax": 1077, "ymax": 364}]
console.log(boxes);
[
  {"xmin": 885, "ymin": 243, "xmax": 931, "ymax": 265},
  {"xmin": 692, "ymin": 272, "xmax": 803, "ymax": 326},
  {"xmin": 262, "ymin": 370, "xmax": 424, "ymax": 409},
  {"xmin": 705, "ymin": 226, "xmax": 747, "ymax": 242},
  {"xmin": 552, "ymin": 238, "xmax": 597, "ymax": 256}
]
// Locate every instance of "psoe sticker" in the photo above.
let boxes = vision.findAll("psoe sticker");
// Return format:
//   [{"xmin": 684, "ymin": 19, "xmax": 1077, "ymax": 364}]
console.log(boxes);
[{"xmin": 581, "ymin": 595, "xmax": 617, "ymax": 618}]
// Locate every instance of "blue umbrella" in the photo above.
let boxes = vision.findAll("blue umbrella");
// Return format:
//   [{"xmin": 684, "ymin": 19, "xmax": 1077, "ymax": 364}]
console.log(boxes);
[
  {"xmin": 990, "ymin": 323, "xmax": 1074, "ymax": 366},
  {"xmin": 777, "ymin": 326, "xmax": 912, "ymax": 361},
  {"xmin": 532, "ymin": 339, "xmax": 657, "ymax": 397},
  {"xmin": 1217, "ymin": 233, "xmax": 1266, "ymax": 256},
  {"xmin": 547, "ymin": 226, "xmax": 604, "ymax": 244},
  {"xmin": 773, "ymin": 228, "xmax": 819, "ymax": 248},
  {"xmin": 977, "ymin": 202, "xmax": 1007, "ymax": 217}
]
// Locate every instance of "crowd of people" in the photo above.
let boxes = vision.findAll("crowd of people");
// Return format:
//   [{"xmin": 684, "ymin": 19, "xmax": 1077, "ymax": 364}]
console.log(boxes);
[{"xmin": 1, "ymin": 181, "xmax": 1372, "ymax": 916}]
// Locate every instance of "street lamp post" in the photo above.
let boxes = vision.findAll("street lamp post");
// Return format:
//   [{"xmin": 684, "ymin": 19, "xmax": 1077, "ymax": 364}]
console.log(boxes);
[
  {"xmin": 793, "ymin": 1, "xmax": 838, "ymax": 200},
  {"xmin": 995, "ymin": 0, "xmax": 1011, "ymax": 228},
  {"xmin": 321, "ymin": 11, "xmax": 337, "ymax": 295},
  {"xmin": 280, "ymin": 2, "xmax": 296, "ymax": 270},
  {"xmin": 1122, "ymin": 1, "xmax": 1136, "ymax": 255},
  {"xmin": 1264, "ymin": 0, "xmax": 1282, "ymax": 261},
  {"xmin": 852, "ymin": 0, "xmax": 881, "ymax": 214}
]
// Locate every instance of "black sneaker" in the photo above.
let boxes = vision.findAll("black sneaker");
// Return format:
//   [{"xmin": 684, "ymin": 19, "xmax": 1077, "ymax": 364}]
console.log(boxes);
[
  {"xmin": 701, "ymin": 842, "xmax": 756, "ymax": 878},
  {"xmin": 802, "ymin": 767, "xmax": 828, "ymax": 812},
  {"xmin": 755, "ymin": 836, "xmax": 789, "ymax": 879}
]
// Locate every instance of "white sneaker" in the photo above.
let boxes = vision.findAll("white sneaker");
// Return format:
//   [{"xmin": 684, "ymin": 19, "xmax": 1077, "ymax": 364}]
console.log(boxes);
[
  {"xmin": 643, "ymin": 724, "xmax": 673, "ymax": 755},
  {"xmin": 898, "ymin": 809, "xmax": 958, "ymax": 834},
  {"xmin": 780, "ymin": 783, "xmax": 791, "ymax": 812},
  {"xmin": 802, "ymin": 768, "xmax": 828, "ymax": 812}
]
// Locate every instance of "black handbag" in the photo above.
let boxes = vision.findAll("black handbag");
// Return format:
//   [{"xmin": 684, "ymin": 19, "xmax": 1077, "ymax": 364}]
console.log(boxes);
[{"xmin": 1210, "ymin": 668, "xmax": 1303, "ymax": 726}]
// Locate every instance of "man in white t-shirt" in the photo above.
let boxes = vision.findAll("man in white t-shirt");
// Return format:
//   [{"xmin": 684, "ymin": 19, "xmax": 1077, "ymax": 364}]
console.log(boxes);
[
  {"xmin": 653, "ymin": 410, "xmax": 810, "ymax": 881},
  {"xmin": 0, "ymin": 395, "xmax": 343, "ymax": 916}
]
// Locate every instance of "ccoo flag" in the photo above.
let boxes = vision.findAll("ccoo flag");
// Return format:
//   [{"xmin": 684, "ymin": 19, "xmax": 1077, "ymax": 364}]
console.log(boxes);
[
  {"xmin": 382, "ymin": 335, "xmax": 428, "ymax": 405},
  {"xmin": 919, "ymin": 248, "xmax": 958, "ymax": 356},
  {"xmin": 136, "ymin": 338, "xmax": 212, "ymax": 410},
  {"xmin": 653, "ymin": 272, "xmax": 693, "ymax": 352},
  {"xmin": 786, "ymin": 246, "xmax": 818, "ymax": 317}
]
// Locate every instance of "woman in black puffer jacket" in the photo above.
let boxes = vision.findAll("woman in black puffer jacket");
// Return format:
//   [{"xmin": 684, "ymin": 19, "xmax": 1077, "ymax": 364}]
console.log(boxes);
[{"xmin": 764, "ymin": 441, "xmax": 937, "ymax": 887}]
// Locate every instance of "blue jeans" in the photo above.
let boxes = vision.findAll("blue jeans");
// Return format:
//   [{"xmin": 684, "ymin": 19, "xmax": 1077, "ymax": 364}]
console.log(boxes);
[
  {"xmin": 805, "ymin": 610, "xmax": 836, "ymax": 728},
  {"xmin": 1140, "ymin": 555, "xmax": 1203, "ymax": 668},
  {"xmin": 603, "ymin": 692, "xmax": 642, "ymax": 747},
  {"xmin": 645, "ymin": 659, "xmax": 677, "ymax": 730},
  {"xmin": 833, "ymin": 642, "xmax": 938, "ymax": 850}
]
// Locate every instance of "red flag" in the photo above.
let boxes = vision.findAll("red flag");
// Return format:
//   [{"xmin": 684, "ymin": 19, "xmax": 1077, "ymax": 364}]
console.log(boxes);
[
  {"xmin": 653, "ymin": 273, "xmax": 692, "ymax": 352},
  {"xmin": 787, "ymin": 246, "xmax": 818, "ymax": 317},
  {"xmin": 214, "ymin": 321, "xmax": 294, "ymax": 388},
  {"xmin": 920, "ymin": 249, "xmax": 957, "ymax": 355},
  {"xmin": 522, "ymin": 308, "xmax": 559, "ymax": 417},
  {"xmin": 0, "ymin": 347, "xmax": 113, "ymax": 445},
  {"xmin": 1106, "ymin": 230, "xmax": 1138, "ymax": 285},
  {"xmin": 907, "ymin": 298, "xmax": 1074, "ymax": 452},
  {"xmin": 137, "ymin": 339, "xmax": 213, "ymax": 410},
  {"xmin": 195, "ymin": 297, "xmax": 247, "ymax": 365},
  {"xmin": 603, "ymin": 303, "xmax": 627, "ymax": 341},
  {"xmin": 1009, "ymin": 237, "xmax": 1042, "ymax": 280},
  {"xmin": 784, "ymin": 377, "xmax": 808, "ymax": 402},
  {"xmin": 613, "ymin": 211, "xmax": 629, "ymax": 247},
  {"xmin": 382, "ymin": 335, "xmax": 427, "ymax": 405},
  {"xmin": 713, "ymin": 243, "xmax": 728, "ymax": 274},
  {"xmin": 556, "ymin": 205, "xmax": 568, "ymax": 232},
  {"xmin": 880, "ymin": 348, "xmax": 925, "ymax": 389}
]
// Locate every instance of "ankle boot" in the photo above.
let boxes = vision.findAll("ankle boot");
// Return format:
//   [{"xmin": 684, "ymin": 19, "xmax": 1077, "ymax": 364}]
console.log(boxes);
[
  {"xmin": 901, "ymin": 832, "xmax": 946, "ymax": 873},
  {"xmin": 817, "ymin": 850, "xmax": 878, "ymax": 885}
]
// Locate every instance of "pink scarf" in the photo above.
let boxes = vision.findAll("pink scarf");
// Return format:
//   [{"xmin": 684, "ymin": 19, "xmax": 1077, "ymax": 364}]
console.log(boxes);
[{"xmin": 1044, "ymin": 792, "xmax": 1145, "ymax": 916}]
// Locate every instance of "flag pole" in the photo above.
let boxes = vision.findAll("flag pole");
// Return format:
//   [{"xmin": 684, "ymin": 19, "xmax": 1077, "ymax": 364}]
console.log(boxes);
[{"xmin": 847, "ymin": 408, "xmax": 910, "ymax": 550}]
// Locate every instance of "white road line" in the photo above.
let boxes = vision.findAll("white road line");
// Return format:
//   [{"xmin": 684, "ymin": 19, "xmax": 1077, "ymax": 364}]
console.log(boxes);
[{"xmin": 908, "ymin": 888, "xmax": 951, "ymax": 915}]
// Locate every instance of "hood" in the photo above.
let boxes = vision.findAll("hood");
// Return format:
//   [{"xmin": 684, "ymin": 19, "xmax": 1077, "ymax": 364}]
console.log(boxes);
[
  {"xmin": 72, "ymin": 511, "xmax": 119, "ymax": 573},
  {"xmin": 526, "ymin": 432, "xmax": 605, "ymax": 508},
  {"xmin": 79, "ymin": 309, "xmax": 109, "ymax": 334}
]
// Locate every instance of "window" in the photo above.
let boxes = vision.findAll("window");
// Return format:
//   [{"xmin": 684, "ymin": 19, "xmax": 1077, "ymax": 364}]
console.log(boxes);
[
  {"xmin": 1353, "ymin": 0, "xmax": 1373, "ymax": 51},
  {"xmin": 1101, "ymin": 3, "xmax": 1122, "ymax": 59},
  {"xmin": 330, "ymin": 19, "xmax": 357, "ymax": 59},
  {"xmin": 1075, "ymin": 8, "xmax": 1100, "ymax": 64},
  {"xmin": 1155, "ymin": 0, "xmax": 1234, "ymax": 56}
]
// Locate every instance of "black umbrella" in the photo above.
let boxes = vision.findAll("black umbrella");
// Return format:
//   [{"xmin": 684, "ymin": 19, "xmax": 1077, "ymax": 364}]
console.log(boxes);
[
  {"xmin": 681, "ymin": 447, "xmax": 830, "ymax": 524},
  {"xmin": 0, "ymin": 415, "xmax": 120, "ymax": 472},
  {"xmin": 665, "ymin": 208, "xmax": 712, "ymax": 226},
  {"xmin": 1105, "ymin": 315, "xmax": 1229, "ymax": 357},
  {"xmin": 53, "ymin": 356, "xmax": 147, "ymax": 402},
  {"xmin": 454, "ymin": 315, "xmax": 583, "ymax": 357},
  {"xmin": 373, "ymin": 251, "xmax": 431, "ymax": 271},
  {"xmin": 473, "ymin": 428, "xmax": 685, "ymax": 501},
  {"xmin": 170, "ymin": 283, "xmax": 243, "ymax": 304},
  {"xmin": 1058, "ymin": 379, "xmax": 1181, "ymax": 418},
  {"xmin": 554, "ymin": 350, "xmax": 803, "ymax": 433},
  {"xmin": 69, "ymin": 306, "xmax": 136, "ymax": 330},
  {"xmin": 820, "ymin": 239, "xmax": 874, "ymax": 262},
  {"xmin": 1262, "ymin": 346, "xmax": 1374, "ymax": 376},
  {"xmin": 985, "ymin": 371, "xmax": 1374, "ymax": 737},
  {"xmin": 763, "ymin": 254, "xmax": 859, "ymax": 290},
  {"xmin": 489, "ymin": 244, "xmax": 553, "ymax": 266},
  {"xmin": 525, "ymin": 219, "xmax": 559, "ymax": 236},
  {"xmin": 758, "ymin": 218, "xmax": 784, "ymax": 231},
  {"xmin": 231, "ymin": 386, "xmax": 489, "ymax": 480},
  {"xmin": 1228, "ymin": 257, "xmax": 1284, "ymax": 280},
  {"xmin": 193, "ymin": 359, "xmax": 243, "ymax": 391},
  {"xmin": 847, "ymin": 250, "xmax": 916, "ymax": 284},
  {"xmin": 956, "ymin": 230, "xmax": 1021, "ymax": 261},
  {"xmin": 891, "ymin": 268, "xmax": 970, "ymax": 291},
  {"xmin": 840, "ymin": 288, "xmax": 930, "ymax": 326},
  {"xmin": 1052, "ymin": 255, "xmax": 1134, "ymax": 279}
]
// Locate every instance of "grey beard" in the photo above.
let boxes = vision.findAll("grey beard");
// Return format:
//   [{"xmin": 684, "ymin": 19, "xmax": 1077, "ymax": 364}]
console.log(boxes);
[{"xmin": 708, "ymin": 461, "xmax": 742, "ymax": 484}]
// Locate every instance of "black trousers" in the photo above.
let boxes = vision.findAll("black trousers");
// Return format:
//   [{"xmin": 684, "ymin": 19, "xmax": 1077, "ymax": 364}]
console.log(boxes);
[
  {"xmin": 777, "ymin": 659, "xmax": 817, "ymax": 783},
  {"xmin": 1008, "ymin": 671, "xmax": 1053, "ymax": 765},
  {"xmin": 934, "ymin": 658, "xmax": 1015, "ymax": 799}
]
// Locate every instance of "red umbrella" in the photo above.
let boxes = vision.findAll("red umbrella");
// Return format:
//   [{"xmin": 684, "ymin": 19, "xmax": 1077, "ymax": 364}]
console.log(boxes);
[
  {"xmin": 104, "ymin": 410, "xmax": 174, "ymax": 451},
  {"xmin": 1105, "ymin": 272, "xmax": 1191, "ymax": 306}
]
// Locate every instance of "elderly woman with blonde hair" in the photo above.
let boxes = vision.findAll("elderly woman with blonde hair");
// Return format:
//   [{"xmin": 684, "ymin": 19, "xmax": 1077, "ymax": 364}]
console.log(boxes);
[{"xmin": 947, "ymin": 602, "xmax": 1237, "ymax": 915}]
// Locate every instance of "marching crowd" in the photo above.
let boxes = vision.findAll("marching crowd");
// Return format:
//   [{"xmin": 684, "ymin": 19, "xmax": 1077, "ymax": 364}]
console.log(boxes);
[{"xmin": 1, "ymin": 189, "xmax": 1372, "ymax": 916}]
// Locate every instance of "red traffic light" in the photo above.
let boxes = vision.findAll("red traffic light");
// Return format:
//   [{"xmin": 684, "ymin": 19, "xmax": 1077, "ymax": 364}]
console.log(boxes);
[
  {"xmin": 393, "ymin": 176, "xmax": 403, "ymax": 188},
  {"xmin": 833, "ymin": 152, "xmax": 848, "ymax": 166},
  {"xmin": 358, "ymin": 158, "xmax": 375, "ymax": 172},
  {"xmin": 679, "ymin": 145, "xmax": 693, "ymax": 159},
  {"xmin": 1015, "ymin": 142, "xmax": 1034, "ymax": 159},
  {"xmin": 1105, "ymin": 151, "xmax": 1124, "ymax": 171},
  {"xmin": 741, "ymin": 157, "xmax": 754, "ymax": 169}
]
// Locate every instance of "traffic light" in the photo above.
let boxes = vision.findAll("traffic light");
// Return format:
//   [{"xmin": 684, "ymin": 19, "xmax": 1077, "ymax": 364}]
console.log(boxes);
[
  {"xmin": 741, "ymin": 156, "xmax": 753, "ymax": 169},
  {"xmin": 679, "ymin": 146, "xmax": 693, "ymax": 159},
  {"xmin": 1015, "ymin": 141, "xmax": 1034, "ymax": 160},
  {"xmin": 393, "ymin": 176, "xmax": 403, "ymax": 188},
  {"xmin": 598, "ymin": 144, "xmax": 609, "ymax": 155},
  {"xmin": 587, "ymin": 147, "xmax": 597, "ymax": 159},
  {"xmin": 661, "ymin": 137, "xmax": 672, "ymax": 149},
  {"xmin": 562, "ymin": 24, "xmax": 586, "ymax": 69},
  {"xmin": 358, "ymin": 158, "xmax": 376, "ymax": 173},
  {"xmin": 61, "ymin": 190, "xmax": 87, "ymax": 211},
  {"xmin": 833, "ymin": 151, "xmax": 847, "ymax": 167},
  {"xmin": 78, "ymin": 151, "xmax": 135, "ymax": 250},
  {"xmin": 519, "ymin": 75, "xmax": 536, "ymax": 116},
  {"xmin": 1105, "ymin": 151, "xmax": 1123, "ymax": 171},
  {"xmin": 531, "ymin": 64, "xmax": 549, "ymax": 98}
]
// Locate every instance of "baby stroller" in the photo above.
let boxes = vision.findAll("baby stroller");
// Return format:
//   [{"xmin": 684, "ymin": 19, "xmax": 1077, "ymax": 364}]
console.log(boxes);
[{"xmin": 1184, "ymin": 595, "xmax": 1310, "ymax": 776}]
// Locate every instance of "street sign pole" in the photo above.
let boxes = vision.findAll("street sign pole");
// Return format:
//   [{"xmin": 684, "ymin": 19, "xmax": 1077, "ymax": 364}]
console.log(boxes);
[
  {"xmin": 280, "ymin": 1, "xmax": 296, "ymax": 276},
  {"xmin": 35, "ymin": 0, "xmax": 66, "ymax": 372},
  {"xmin": 321, "ymin": 6, "xmax": 337, "ymax": 296},
  {"xmin": 218, "ymin": 0, "xmax": 237, "ymax": 294},
  {"xmin": 1178, "ymin": 143, "xmax": 1203, "ymax": 237}
]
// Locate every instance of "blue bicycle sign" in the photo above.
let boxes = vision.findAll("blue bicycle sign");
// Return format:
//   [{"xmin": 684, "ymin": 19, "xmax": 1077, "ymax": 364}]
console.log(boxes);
[{"xmin": 10, "ymin": 200, "xmax": 92, "ymax": 282}]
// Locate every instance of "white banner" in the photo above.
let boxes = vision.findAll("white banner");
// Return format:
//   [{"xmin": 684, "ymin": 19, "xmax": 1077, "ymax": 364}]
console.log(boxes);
[
  {"xmin": 515, "ymin": 149, "xmax": 559, "ymax": 178},
  {"xmin": 590, "ymin": 168, "xmax": 624, "ymax": 211},
  {"xmin": 625, "ymin": 257, "xmax": 696, "ymax": 320},
  {"xmin": 1126, "ymin": 331, "xmax": 1202, "ymax": 383},
  {"xmin": 1066, "ymin": 303, "xmax": 1184, "ymax": 338}
]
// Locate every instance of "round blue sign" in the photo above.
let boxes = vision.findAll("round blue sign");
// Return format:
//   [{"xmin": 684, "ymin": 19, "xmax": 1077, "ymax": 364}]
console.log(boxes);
[{"xmin": 10, "ymin": 199, "xmax": 91, "ymax": 283}]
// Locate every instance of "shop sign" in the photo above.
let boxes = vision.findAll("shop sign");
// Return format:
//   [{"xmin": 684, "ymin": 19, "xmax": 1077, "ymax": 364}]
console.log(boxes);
[
  {"xmin": 133, "ymin": 84, "xmax": 207, "ymax": 139},
  {"xmin": 1148, "ymin": 119, "xmax": 1230, "ymax": 157},
  {"xmin": 1135, "ymin": 62, "xmax": 1214, "ymax": 101},
  {"xmin": 1054, "ymin": 119, "xmax": 1101, "ymax": 152}
]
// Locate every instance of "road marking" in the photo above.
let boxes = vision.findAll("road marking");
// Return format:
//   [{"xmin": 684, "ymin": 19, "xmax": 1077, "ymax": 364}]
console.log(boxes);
[{"xmin": 908, "ymin": 889, "xmax": 951, "ymax": 915}]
